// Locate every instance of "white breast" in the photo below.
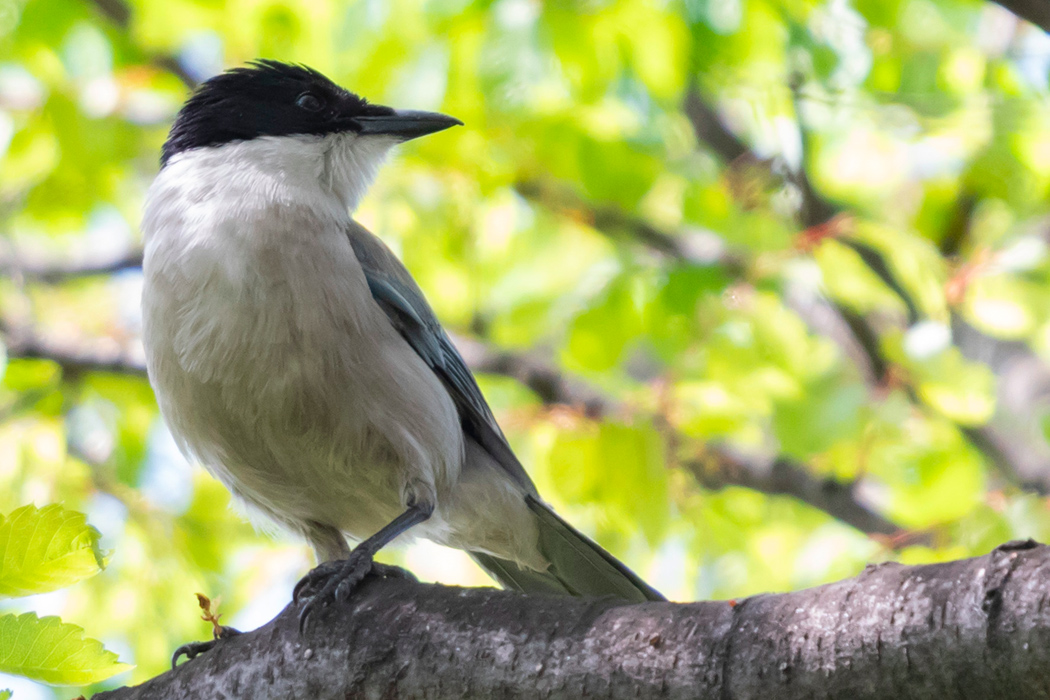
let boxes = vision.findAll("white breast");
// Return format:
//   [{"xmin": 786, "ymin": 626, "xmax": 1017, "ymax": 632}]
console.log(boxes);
[{"xmin": 141, "ymin": 136, "xmax": 464, "ymax": 543}]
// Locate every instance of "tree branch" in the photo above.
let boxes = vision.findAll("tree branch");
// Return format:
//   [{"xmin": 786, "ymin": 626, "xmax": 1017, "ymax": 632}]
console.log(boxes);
[
  {"xmin": 939, "ymin": 192, "xmax": 978, "ymax": 257},
  {"xmin": 95, "ymin": 540, "xmax": 1050, "ymax": 699},
  {"xmin": 684, "ymin": 450, "xmax": 902, "ymax": 538}
]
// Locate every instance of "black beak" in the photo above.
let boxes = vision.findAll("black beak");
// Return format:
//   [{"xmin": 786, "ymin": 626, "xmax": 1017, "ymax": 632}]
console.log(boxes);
[{"xmin": 354, "ymin": 109, "xmax": 463, "ymax": 140}]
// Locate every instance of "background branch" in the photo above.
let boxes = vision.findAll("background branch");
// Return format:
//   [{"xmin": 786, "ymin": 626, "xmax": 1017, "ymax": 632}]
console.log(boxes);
[
  {"xmin": 991, "ymin": 0, "xmax": 1050, "ymax": 33},
  {"xmin": 679, "ymin": 80, "xmax": 1050, "ymax": 487},
  {"xmin": 459, "ymin": 337, "xmax": 906, "ymax": 538},
  {"xmin": 1, "ymin": 326, "xmax": 147, "ymax": 378},
  {"xmin": 0, "ymin": 251, "xmax": 143, "ymax": 283},
  {"xmin": 2, "ymin": 326, "xmax": 906, "ymax": 538},
  {"xmin": 86, "ymin": 0, "xmax": 198, "ymax": 88}
]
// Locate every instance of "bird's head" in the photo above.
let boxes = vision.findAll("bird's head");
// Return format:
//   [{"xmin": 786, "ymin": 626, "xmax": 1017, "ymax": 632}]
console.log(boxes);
[{"xmin": 160, "ymin": 60, "xmax": 461, "ymax": 209}]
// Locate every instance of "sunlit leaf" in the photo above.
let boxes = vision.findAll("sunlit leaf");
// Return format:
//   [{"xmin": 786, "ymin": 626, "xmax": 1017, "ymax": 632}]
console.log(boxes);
[
  {"xmin": 0, "ymin": 505, "xmax": 106, "ymax": 598},
  {"xmin": 0, "ymin": 613, "xmax": 131, "ymax": 685}
]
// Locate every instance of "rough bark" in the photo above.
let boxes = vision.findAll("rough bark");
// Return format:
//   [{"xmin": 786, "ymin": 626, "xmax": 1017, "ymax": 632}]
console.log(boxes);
[{"xmin": 96, "ymin": 541, "xmax": 1050, "ymax": 699}]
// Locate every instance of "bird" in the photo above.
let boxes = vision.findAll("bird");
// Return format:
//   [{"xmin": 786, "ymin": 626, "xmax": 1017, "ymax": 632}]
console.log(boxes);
[{"xmin": 141, "ymin": 60, "xmax": 664, "ymax": 643}]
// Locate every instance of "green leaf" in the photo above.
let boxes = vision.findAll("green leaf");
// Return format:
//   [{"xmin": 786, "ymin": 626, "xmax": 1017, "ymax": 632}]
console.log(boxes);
[
  {"xmin": 0, "ymin": 505, "xmax": 106, "ymax": 598},
  {"xmin": 0, "ymin": 689, "xmax": 11, "ymax": 700},
  {"xmin": 0, "ymin": 613, "xmax": 131, "ymax": 685}
]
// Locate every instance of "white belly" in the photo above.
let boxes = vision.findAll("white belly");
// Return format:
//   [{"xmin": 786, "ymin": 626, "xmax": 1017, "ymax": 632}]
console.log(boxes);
[{"xmin": 141, "ymin": 193, "xmax": 463, "ymax": 544}]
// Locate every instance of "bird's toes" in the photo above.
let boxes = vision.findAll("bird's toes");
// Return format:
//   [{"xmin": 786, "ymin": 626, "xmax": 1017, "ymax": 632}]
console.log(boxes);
[
  {"xmin": 296, "ymin": 551, "xmax": 377, "ymax": 634},
  {"xmin": 171, "ymin": 626, "xmax": 243, "ymax": 668},
  {"xmin": 215, "ymin": 624, "xmax": 242, "ymax": 640},
  {"xmin": 172, "ymin": 639, "xmax": 215, "ymax": 668},
  {"xmin": 332, "ymin": 552, "xmax": 375, "ymax": 602},
  {"xmin": 293, "ymin": 559, "xmax": 343, "ymax": 602}
]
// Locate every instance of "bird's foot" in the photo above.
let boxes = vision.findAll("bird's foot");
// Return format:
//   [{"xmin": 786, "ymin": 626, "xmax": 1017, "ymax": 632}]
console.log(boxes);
[
  {"xmin": 171, "ymin": 625, "xmax": 241, "ymax": 668},
  {"xmin": 294, "ymin": 554, "xmax": 415, "ymax": 634}
]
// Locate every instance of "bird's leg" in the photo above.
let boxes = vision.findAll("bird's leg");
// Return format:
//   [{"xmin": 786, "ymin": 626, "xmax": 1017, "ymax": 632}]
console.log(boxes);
[
  {"xmin": 295, "ymin": 499, "xmax": 433, "ymax": 634},
  {"xmin": 290, "ymin": 521, "xmax": 353, "ymax": 596}
]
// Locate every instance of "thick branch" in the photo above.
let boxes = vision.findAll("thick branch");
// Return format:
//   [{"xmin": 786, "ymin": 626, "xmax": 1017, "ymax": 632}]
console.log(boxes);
[{"xmin": 96, "ymin": 541, "xmax": 1050, "ymax": 699}]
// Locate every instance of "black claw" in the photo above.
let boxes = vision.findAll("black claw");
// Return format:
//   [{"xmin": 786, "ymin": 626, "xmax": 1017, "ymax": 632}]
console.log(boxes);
[
  {"xmin": 293, "ymin": 572, "xmax": 316, "ymax": 602},
  {"xmin": 293, "ymin": 577, "xmax": 309, "ymax": 603},
  {"xmin": 171, "ymin": 626, "xmax": 242, "ymax": 668},
  {"xmin": 172, "ymin": 640, "xmax": 215, "ymax": 668},
  {"xmin": 297, "ymin": 599, "xmax": 318, "ymax": 635}
]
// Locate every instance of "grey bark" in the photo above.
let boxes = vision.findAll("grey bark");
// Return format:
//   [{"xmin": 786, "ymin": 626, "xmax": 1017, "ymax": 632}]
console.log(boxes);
[{"xmin": 95, "ymin": 540, "xmax": 1050, "ymax": 699}]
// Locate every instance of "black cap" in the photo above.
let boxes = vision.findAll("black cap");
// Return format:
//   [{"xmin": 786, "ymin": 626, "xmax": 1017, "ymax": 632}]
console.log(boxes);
[{"xmin": 161, "ymin": 60, "xmax": 461, "ymax": 167}]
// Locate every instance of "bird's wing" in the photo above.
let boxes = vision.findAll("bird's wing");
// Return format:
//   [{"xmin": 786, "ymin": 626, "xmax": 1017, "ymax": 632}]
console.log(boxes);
[{"xmin": 346, "ymin": 220, "xmax": 537, "ymax": 494}]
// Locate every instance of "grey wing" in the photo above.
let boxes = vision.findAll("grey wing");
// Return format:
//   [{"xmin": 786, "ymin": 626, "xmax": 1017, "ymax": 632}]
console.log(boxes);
[{"xmin": 346, "ymin": 221, "xmax": 537, "ymax": 495}]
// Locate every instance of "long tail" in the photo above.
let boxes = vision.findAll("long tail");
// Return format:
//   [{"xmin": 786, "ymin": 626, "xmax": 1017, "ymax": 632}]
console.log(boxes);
[{"xmin": 471, "ymin": 495, "xmax": 664, "ymax": 603}]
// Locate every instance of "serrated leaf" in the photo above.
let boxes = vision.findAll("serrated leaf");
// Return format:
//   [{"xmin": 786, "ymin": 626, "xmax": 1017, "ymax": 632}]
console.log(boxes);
[
  {"xmin": 0, "ymin": 689, "xmax": 11, "ymax": 700},
  {"xmin": 0, "ymin": 613, "xmax": 131, "ymax": 685},
  {"xmin": 0, "ymin": 505, "xmax": 106, "ymax": 598}
]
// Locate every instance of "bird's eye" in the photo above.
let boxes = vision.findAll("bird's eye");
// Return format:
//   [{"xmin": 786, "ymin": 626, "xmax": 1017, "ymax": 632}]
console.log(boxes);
[{"xmin": 296, "ymin": 93, "xmax": 325, "ymax": 112}]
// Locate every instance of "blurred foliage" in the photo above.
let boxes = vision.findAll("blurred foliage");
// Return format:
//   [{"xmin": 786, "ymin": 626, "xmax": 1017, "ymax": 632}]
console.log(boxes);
[{"xmin": 1, "ymin": 0, "xmax": 1050, "ymax": 696}]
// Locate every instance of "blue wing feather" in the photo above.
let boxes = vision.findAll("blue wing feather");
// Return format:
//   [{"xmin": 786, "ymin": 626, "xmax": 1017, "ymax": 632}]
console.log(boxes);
[{"xmin": 346, "ymin": 221, "xmax": 537, "ymax": 494}]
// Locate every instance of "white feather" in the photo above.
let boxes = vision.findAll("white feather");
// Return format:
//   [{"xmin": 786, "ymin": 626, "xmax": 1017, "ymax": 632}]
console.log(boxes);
[{"xmin": 141, "ymin": 132, "xmax": 543, "ymax": 569}]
